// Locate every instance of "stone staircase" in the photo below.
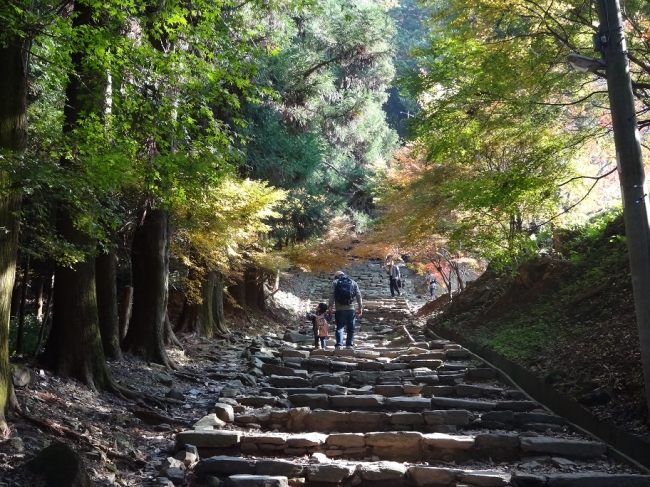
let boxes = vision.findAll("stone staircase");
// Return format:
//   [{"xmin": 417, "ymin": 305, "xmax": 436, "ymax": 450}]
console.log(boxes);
[
  {"xmin": 162, "ymin": 262, "xmax": 650, "ymax": 487},
  {"xmin": 307, "ymin": 261, "xmax": 422, "ymax": 329}
]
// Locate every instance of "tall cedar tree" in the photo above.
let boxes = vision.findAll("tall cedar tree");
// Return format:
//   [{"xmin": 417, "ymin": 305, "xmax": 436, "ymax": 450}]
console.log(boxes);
[
  {"xmin": 0, "ymin": 32, "xmax": 28, "ymax": 433},
  {"xmin": 42, "ymin": 0, "xmax": 123, "ymax": 391},
  {"xmin": 122, "ymin": 202, "xmax": 173, "ymax": 367}
]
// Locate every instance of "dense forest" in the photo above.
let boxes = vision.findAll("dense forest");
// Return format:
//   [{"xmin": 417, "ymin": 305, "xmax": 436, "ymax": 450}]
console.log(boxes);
[{"xmin": 2, "ymin": 0, "xmax": 650, "ymax": 433}]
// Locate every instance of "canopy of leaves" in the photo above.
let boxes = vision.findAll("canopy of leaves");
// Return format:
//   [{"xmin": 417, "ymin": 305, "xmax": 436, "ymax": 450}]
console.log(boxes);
[
  {"xmin": 172, "ymin": 176, "xmax": 286, "ymax": 302},
  {"xmin": 365, "ymin": 0, "xmax": 648, "ymax": 271},
  {"xmin": 242, "ymin": 0, "xmax": 399, "ymax": 244}
]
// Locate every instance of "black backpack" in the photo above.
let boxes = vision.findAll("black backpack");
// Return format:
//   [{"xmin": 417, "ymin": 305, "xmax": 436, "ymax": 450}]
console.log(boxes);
[{"xmin": 334, "ymin": 276, "xmax": 356, "ymax": 305}]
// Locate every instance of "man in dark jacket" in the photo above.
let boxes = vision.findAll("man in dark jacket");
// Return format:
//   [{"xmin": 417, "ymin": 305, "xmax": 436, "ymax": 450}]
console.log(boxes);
[{"xmin": 328, "ymin": 270, "xmax": 363, "ymax": 349}]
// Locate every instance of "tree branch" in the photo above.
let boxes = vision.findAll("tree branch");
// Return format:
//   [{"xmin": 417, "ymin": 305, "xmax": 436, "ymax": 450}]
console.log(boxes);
[{"xmin": 557, "ymin": 166, "xmax": 617, "ymax": 188}]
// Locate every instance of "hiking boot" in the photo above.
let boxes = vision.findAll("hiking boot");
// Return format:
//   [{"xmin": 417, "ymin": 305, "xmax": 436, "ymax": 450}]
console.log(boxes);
[{"xmin": 346, "ymin": 345, "xmax": 354, "ymax": 350}]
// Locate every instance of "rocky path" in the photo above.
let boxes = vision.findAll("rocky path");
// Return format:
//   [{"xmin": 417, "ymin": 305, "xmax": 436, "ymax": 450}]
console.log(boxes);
[{"xmin": 160, "ymin": 262, "xmax": 650, "ymax": 487}]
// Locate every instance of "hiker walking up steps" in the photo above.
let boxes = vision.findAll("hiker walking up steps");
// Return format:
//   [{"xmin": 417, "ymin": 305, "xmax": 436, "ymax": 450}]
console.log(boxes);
[
  {"xmin": 328, "ymin": 270, "xmax": 363, "ymax": 349},
  {"xmin": 387, "ymin": 259, "xmax": 402, "ymax": 297},
  {"xmin": 427, "ymin": 275, "xmax": 438, "ymax": 300}
]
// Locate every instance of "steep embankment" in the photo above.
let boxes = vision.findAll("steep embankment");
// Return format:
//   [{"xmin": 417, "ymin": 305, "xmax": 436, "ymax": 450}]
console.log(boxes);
[{"xmin": 428, "ymin": 215, "xmax": 648, "ymax": 439}]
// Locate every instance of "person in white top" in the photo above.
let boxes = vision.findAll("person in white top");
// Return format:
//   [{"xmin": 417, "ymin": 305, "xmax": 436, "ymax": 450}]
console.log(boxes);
[{"xmin": 387, "ymin": 260, "xmax": 401, "ymax": 297}]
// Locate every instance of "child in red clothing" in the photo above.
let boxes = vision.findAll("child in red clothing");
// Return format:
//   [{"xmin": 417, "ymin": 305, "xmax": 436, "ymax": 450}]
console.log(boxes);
[{"xmin": 306, "ymin": 302, "xmax": 332, "ymax": 349}]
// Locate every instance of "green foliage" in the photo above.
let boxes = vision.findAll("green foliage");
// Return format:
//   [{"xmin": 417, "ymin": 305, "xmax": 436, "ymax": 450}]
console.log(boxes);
[
  {"xmin": 9, "ymin": 315, "xmax": 41, "ymax": 356},
  {"xmin": 487, "ymin": 319, "xmax": 555, "ymax": 361},
  {"xmin": 3, "ymin": 0, "xmax": 401, "ymax": 279},
  {"xmin": 244, "ymin": 0, "xmax": 399, "ymax": 244},
  {"xmin": 561, "ymin": 208, "xmax": 626, "ymax": 267},
  {"xmin": 373, "ymin": 0, "xmax": 629, "ymax": 271},
  {"xmin": 436, "ymin": 211, "xmax": 631, "ymax": 366}
]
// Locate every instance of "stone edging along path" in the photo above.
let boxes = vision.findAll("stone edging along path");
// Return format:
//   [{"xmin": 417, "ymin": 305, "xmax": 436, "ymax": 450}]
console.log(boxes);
[{"xmin": 432, "ymin": 326, "xmax": 650, "ymax": 471}]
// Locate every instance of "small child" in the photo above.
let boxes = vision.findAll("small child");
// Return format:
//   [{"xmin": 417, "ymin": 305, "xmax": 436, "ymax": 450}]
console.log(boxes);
[{"xmin": 306, "ymin": 302, "xmax": 332, "ymax": 350}]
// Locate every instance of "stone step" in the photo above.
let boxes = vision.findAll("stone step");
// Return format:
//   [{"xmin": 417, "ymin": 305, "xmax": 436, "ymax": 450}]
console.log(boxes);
[
  {"xmin": 176, "ymin": 429, "xmax": 615, "ymax": 464},
  {"xmin": 229, "ymin": 406, "xmax": 565, "ymax": 434},
  {"xmin": 255, "ymin": 379, "xmax": 521, "ymax": 399},
  {"xmin": 203, "ymin": 464, "xmax": 650, "ymax": 487}
]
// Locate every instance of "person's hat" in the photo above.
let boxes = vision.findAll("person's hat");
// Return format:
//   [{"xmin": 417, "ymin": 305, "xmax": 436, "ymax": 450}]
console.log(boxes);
[{"xmin": 333, "ymin": 270, "xmax": 345, "ymax": 278}]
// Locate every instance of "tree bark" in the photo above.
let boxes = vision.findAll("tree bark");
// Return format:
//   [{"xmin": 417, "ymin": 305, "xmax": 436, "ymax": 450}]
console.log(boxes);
[
  {"xmin": 0, "ymin": 28, "xmax": 29, "ymax": 432},
  {"xmin": 229, "ymin": 274, "xmax": 246, "ymax": 309},
  {"xmin": 32, "ymin": 272, "xmax": 53, "ymax": 358},
  {"xmin": 164, "ymin": 313, "xmax": 183, "ymax": 348},
  {"xmin": 96, "ymin": 245, "xmax": 121, "ymax": 359},
  {"xmin": 118, "ymin": 285, "xmax": 133, "ymax": 341},
  {"xmin": 122, "ymin": 204, "xmax": 172, "ymax": 368},
  {"xmin": 213, "ymin": 271, "xmax": 229, "ymax": 336},
  {"xmin": 44, "ymin": 211, "xmax": 113, "ymax": 389},
  {"xmin": 34, "ymin": 273, "xmax": 45, "ymax": 323},
  {"xmin": 244, "ymin": 266, "xmax": 266, "ymax": 312},
  {"xmin": 175, "ymin": 298, "xmax": 197, "ymax": 334},
  {"xmin": 10, "ymin": 281, "xmax": 22, "ymax": 318},
  {"xmin": 175, "ymin": 271, "xmax": 217, "ymax": 338},
  {"xmin": 15, "ymin": 255, "xmax": 29, "ymax": 355},
  {"xmin": 42, "ymin": 0, "xmax": 116, "ymax": 391}
]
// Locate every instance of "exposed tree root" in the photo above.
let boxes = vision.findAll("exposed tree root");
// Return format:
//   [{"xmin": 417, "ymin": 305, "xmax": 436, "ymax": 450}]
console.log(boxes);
[
  {"xmin": 129, "ymin": 407, "xmax": 188, "ymax": 426},
  {"xmin": 401, "ymin": 324, "xmax": 416, "ymax": 344}
]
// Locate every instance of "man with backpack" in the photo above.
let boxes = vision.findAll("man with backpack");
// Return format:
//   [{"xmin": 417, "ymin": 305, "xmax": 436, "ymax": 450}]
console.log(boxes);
[{"xmin": 328, "ymin": 270, "xmax": 363, "ymax": 349}]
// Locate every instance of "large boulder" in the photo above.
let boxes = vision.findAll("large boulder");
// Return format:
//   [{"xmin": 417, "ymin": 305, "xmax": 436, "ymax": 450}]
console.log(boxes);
[{"xmin": 26, "ymin": 442, "xmax": 92, "ymax": 487}]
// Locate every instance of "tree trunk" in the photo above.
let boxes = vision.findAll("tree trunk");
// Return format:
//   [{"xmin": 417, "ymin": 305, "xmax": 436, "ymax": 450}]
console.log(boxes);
[
  {"xmin": 15, "ymin": 255, "xmax": 29, "ymax": 355},
  {"xmin": 122, "ymin": 205, "xmax": 172, "ymax": 368},
  {"xmin": 0, "ymin": 30, "xmax": 29, "ymax": 432},
  {"xmin": 118, "ymin": 285, "xmax": 133, "ymax": 341},
  {"xmin": 96, "ymin": 245, "xmax": 121, "ymax": 359},
  {"xmin": 175, "ymin": 271, "xmax": 217, "ymax": 338},
  {"xmin": 34, "ymin": 274, "xmax": 45, "ymax": 323},
  {"xmin": 164, "ymin": 313, "xmax": 183, "ymax": 348},
  {"xmin": 32, "ymin": 272, "xmax": 54, "ymax": 358},
  {"xmin": 244, "ymin": 266, "xmax": 266, "ymax": 312},
  {"xmin": 41, "ymin": 0, "xmax": 116, "ymax": 391},
  {"xmin": 228, "ymin": 275, "xmax": 246, "ymax": 310},
  {"xmin": 10, "ymin": 280, "xmax": 21, "ymax": 318},
  {"xmin": 213, "ymin": 271, "xmax": 228, "ymax": 336},
  {"xmin": 175, "ymin": 298, "xmax": 197, "ymax": 334},
  {"xmin": 0, "ymin": 192, "xmax": 21, "ymax": 432},
  {"xmin": 44, "ymin": 210, "xmax": 112, "ymax": 389}
]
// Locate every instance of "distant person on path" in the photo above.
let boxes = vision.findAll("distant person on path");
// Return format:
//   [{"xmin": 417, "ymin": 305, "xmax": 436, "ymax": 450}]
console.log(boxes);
[
  {"xmin": 307, "ymin": 302, "xmax": 332, "ymax": 350},
  {"xmin": 387, "ymin": 259, "xmax": 402, "ymax": 297},
  {"xmin": 428, "ymin": 276, "xmax": 438, "ymax": 299},
  {"xmin": 328, "ymin": 271, "xmax": 363, "ymax": 349}
]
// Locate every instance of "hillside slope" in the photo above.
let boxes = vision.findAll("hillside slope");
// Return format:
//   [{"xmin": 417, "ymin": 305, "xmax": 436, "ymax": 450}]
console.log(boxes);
[{"xmin": 428, "ymin": 215, "xmax": 648, "ymax": 437}]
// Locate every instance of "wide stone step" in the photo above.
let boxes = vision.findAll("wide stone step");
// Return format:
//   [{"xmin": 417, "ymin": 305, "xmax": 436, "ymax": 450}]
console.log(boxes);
[
  {"xmin": 195, "ymin": 464, "xmax": 650, "ymax": 487},
  {"xmin": 190, "ymin": 454, "xmax": 650, "ymax": 487},
  {"xmin": 229, "ymin": 405, "xmax": 566, "ymax": 434},
  {"xmin": 176, "ymin": 428, "xmax": 611, "ymax": 464}
]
